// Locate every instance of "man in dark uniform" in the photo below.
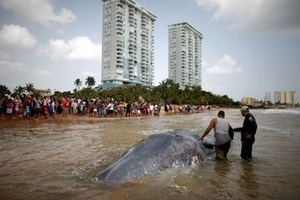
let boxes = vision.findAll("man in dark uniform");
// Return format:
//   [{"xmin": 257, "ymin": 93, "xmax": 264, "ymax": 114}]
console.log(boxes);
[{"xmin": 234, "ymin": 106, "xmax": 257, "ymax": 161}]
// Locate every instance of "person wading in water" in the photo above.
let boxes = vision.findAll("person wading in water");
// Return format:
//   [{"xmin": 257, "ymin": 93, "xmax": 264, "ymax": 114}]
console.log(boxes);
[{"xmin": 199, "ymin": 110, "xmax": 234, "ymax": 160}]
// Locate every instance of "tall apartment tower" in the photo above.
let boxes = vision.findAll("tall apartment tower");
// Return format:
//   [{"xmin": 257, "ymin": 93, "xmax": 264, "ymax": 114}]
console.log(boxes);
[
  {"xmin": 168, "ymin": 22, "xmax": 203, "ymax": 89},
  {"xmin": 264, "ymin": 92, "xmax": 271, "ymax": 102},
  {"xmin": 274, "ymin": 91, "xmax": 297, "ymax": 104},
  {"xmin": 101, "ymin": 0, "xmax": 156, "ymax": 88}
]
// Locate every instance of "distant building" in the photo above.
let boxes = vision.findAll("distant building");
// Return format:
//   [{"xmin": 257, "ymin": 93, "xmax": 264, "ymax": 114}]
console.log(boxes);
[
  {"xmin": 35, "ymin": 89, "xmax": 52, "ymax": 97},
  {"xmin": 168, "ymin": 22, "xmax": 203, "ymax": 89},
  {"xmin": 240, "ymin": 97, "xmax": 258, "ymax": 106},
  {"xmin": 264, "ymin": 92, "xmax": 271, "ymax": 102},
  {"xmin": 101, "ymin": 0, "xmax": 156, "ymax": 89},
  {"xmin": 274, "ymin": 91, "xmax": 297, "ymax": 104}
]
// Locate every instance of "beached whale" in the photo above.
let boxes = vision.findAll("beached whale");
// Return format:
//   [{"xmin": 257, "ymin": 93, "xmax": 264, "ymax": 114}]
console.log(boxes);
[{"xmin": 95, "ymin": 129, "xmax": 214, "ymax": 184}]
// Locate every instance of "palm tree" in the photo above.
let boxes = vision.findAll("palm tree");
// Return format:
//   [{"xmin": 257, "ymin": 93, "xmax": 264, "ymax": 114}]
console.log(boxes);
[
  {"xmin": 32, "ymin": 90, "xmax": 41, "ymax": 98},
  {"xmin": 13, "ymin": 85, "xmax": 25, "ymax": 98},
  {"xmin": 157, "ymin": 79, "xmax": 179, "ymax": 104},
  {"xmin": 25, "ymin": 82, "xmax": 34, "ymax": 94},
  {"xmin": 74, "ymin": 78, "xmax": 82, "ymax": 90},
  {"xmin": 0, "ymin": 84, "xmax": 10, "ymax": 96},
  {"xmin": 85, "ymin": 76, "xmax": 96, "ymax": 88}
]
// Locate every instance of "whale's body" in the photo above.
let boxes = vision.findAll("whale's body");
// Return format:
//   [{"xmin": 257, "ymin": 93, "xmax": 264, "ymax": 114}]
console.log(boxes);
[{"xmin": 95, "ymin": 129, "xmax": 214, "ymax": 184}]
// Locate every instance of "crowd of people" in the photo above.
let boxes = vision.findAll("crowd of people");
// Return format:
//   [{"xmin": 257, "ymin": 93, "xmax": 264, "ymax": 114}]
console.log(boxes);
[{"xmin": 0, "ymin": 94, "xmax": 209, "ymax": 121}]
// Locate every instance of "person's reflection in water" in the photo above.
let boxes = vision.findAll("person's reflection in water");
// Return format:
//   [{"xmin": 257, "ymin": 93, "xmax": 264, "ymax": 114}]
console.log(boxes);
[
  {"xmin": 239, "ymin": 161, "xmax": 259, "ymax": 198},
  {"xmin": 208, "ymin": 160, "xmax": 231, "ymax": 199},
  {"xmin": 214, "ymin": 160, "xmax": 230, "ymax": 178}
]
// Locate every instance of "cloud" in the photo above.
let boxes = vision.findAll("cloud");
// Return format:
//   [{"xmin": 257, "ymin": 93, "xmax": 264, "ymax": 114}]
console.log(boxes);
[
  {"xmin": 0, "ymin": 0, "xmax": 76, "ymax": 27},
  {"xmin": 0, "ymin": 60, "xmax": 29, "ymax": 76},
  {"xmin": 0, "ymin": 24, "xmax": 37, "ymax": 51},
  {"xmin": 0, "ymin": 51, "xmax": 11, "ymax": 60},
  {"xmin": 37, "ymin": 36, "xmax": 102, "ymax": 62},
  {"xmin": 36, "ymin": 69, "xmax": 53, "ymax": 77},
  {"xmin": 193, "ymin": 0, "xmax": 300, "ymax": 36},
  {"xmin": 206, "ymin": 54, "xmax": 242, "ymax": 74}
]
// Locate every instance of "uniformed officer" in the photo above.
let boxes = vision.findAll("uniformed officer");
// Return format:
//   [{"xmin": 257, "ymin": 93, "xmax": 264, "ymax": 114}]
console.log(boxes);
[{"xmin": 234, "ymin": 106, "xmax": 257, "ymax": 161}]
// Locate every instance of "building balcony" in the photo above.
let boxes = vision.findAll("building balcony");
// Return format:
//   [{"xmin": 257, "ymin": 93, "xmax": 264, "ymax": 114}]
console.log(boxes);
[
  {"xmin": 116, "ymin": 31, "xmax": 123, "ymax": 36},
  {"xmin": 141, "ymin": 64, "xmax": 147, "ymax": 69},
  {"xmin": 116, "ymin": 21, "xmax": 123, "ymax": 26},
  {"xmin": 117, "ymin": 62, "xmax": 123, "ymax": 67},
  {"xmin": 117, "ymin": 10, "xmax": 124, "ymax": 15}
]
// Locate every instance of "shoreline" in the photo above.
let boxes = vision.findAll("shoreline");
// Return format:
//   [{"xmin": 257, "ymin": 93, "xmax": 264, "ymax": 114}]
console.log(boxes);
[
  {"xmin": 0, "ymin": 107, "xmax": 235, "ymax": 128},
  {"xmin": 2, "ymin": 107, "xmax": 298, "ymax": 127}
]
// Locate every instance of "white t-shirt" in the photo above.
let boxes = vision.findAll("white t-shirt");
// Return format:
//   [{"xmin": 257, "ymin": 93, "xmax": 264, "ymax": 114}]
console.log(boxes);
[{"xmin": 214, "ymin": 118, "xmax": 231, "ymax": 145}]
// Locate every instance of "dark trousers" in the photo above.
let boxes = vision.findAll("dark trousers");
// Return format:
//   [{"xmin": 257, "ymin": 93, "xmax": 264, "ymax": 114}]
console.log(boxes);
[
  {"xmin": 126, "ymin": 109, "xmax": 130, "ymax": 117},
  {"xmin": 241, "ymin": 138, "xmax": 255, "ymax": 160},
  {"xmin": 215, "ymin": 140, "xmax": 231, "ymax": 160}
]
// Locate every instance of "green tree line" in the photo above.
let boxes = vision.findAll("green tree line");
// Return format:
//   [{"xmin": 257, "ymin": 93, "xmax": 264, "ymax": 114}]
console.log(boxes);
[{"xmin": 0, "ymin": 77, "xmax": 237, "ymax": 107}]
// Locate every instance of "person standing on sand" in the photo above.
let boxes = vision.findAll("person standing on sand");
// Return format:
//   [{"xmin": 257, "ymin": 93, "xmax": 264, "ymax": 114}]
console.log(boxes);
[
  {"xmin": 126, "ymin": 102, "xmax": 131, "ymax": 117},
  {"xmin": 56, "ymin": 99, "xmax": 63, "ymax": 117},
  {"xmin": 62, "ymin": 97, "xmax": 70, "ymax": 117},
  {"xmin": 233, "ymin": 106, "xmax": 257, "ymax": 161},
  {"xmin": 6, "ymin": 98, "xmax": 13, "ymax": 120},
  {"xmin": 199, "ymin": 110, "xmax": 234, "ymax": 160}
]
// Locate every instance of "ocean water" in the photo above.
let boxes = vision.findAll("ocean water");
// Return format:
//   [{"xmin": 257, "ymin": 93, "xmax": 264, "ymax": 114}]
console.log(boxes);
[{"xmin": 0, "ymin": 108, "xmax": 299, "ymax": 200}]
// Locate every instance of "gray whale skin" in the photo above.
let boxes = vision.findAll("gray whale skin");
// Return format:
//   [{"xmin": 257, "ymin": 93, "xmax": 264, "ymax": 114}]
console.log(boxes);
[{"xmin": 95, "ymin": 129, "xmax": 214, "ymax": 184}]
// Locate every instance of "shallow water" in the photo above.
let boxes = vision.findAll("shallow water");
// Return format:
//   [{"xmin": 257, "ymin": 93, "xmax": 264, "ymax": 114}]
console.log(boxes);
[{"xmin": 0, "ymin": 109, "xmax": 300, "ymax": 200}]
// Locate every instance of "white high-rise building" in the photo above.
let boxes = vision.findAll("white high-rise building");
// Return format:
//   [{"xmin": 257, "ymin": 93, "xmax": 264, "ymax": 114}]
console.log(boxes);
[
  {"xmin": 101, "ymin": 0, "xmax": 156, "ymax": 88},
  {"xmin": 274, "ymin": 91, "xmax": 297, "ymax": 104},
  {"xmin": 168, "ymin": 22, "xmax": 203, "ymax": 89},
  {"xmin": 264, "ymin": 92, "xmax": 271, "ymax": 102}
]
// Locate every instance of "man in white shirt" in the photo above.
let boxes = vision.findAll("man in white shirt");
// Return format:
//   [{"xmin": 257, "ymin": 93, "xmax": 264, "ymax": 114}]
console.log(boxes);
[{"xmin": 199, "ymin": 110, "xmax": 233, "ymax": 160}]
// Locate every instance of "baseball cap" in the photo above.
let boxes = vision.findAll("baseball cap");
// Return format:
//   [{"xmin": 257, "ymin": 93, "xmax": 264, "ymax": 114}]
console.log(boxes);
[{"xmin": 240, "ymin": 106, "xmax": 249, "ymax": 111}]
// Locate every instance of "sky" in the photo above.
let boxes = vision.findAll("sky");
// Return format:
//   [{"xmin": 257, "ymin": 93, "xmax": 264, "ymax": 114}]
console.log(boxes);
[{"xmin": 0, "ymin": 0, "xmax": 300, "ymax": 102}]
